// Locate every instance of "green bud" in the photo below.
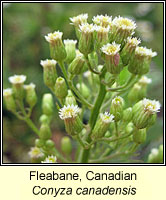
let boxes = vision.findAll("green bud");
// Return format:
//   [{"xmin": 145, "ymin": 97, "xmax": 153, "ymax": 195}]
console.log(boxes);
[
  {"xmin": 78, "ymin": 23, "xmax": 94, "ymax": 56},
  {"xmin": 133, "ymin": 127, "xmax": 146, "ymax": 144},
  {"xmin": 65, "ymin": 90, "xmax": 77, "ymax": 106},
  {"xmin": 158, "ymin": 145, "xmax": 163, "ymax": 163},
  {"xmin": 54, "ymin": 77, "xmax": 68, "ymax": 100},
  {"xmin": 59, "ymin": 104, "xmax": 83, "ymax": 136},
  {"xmin": 24, "ymin": 83, "xmax": 37, "ymax": 108},
  {"xmin": 104, "ymin": 131, "xmax": 111, "ymax": 138},
  {"xmin": 128, "ymin": 46, "xmax": 157, "ymax": 75},
  {"xmin": 45, "ymin": 31, "xmax": 67, "ymax": 61},
  {"xmin": 42, "ymin": 93, "xmax": 54, "ymax": 116},
  {"xmin": 101, "ymin": 42, "xmax": 123, "ymax": 74},
  {"xmin": 76, "ymin": 83, "xmax": 90, "ymax": 99},
  {"xmin": 39, "ymin": 114, "xmax": 51, "ymax": 124},
  {"xmin": 132, "ymin": 99, "xmax": 160, "ymax": 129},
  {"xmin": 39, "ymin": 123, "xmax": 52, "ymax": 140},
  {"xmin": 64, "ymin": 39, "xmax": 77, "ymax": 64},
  {"xmin": 94, "ymin": 25, "xmax": 110, "ymax": 48},
  {"xmin": 148, "ymin": 145, "xmax": 163, "ymax": 163},
  {"xmin": 61, "ymin": 136, "xmax": 72, "ymax": 155},
  {"xmin": 35, "ymin": 139, "xmax": 45, "ymax": 148},
  {"xmin": 123, "ymin": 107, "xmax": 132, "ymax": 123},
  {"xmin": 121, "ymin": 37, "xmax": 140, "ymax": 66},
  {"xmin": 91, "ymin": 112, "xmax": 114, "ymax": 140},
  {"xmin": 40, "ymin": 59, "xmax": 57, "ymax": 89},
  {"xmin": 68, "ymin": 54, "xmax": 86, "ymax": 75},
  {"xmin": 110, "ymin": 96, "xmax": 124, "ymax": 122},
  {"xmin": 88, "ymin": 51, "xmax": 98, "ymax": 68},
  {"xmin": 45, "ymin": 139, "xmax": 55, "ymax": 148},
  {"xmin": 125, "ymin": 122, "xmax": 134, "ymax": 135},
  {"xmin": 3, "ymin": 89, "xmax": 16, "ymax": 113},
  {"xmin": 128, "ymin": 83, "xmax": 142, "ymax": 103}
]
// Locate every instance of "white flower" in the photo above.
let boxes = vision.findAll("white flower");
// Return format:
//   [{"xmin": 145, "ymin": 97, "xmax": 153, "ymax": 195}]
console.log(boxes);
[
  {"xmin": 112, "ymin": 96, "xmax": 124, "ymax": 105},
  {"xmin": 101, "ymin": 42, "xmax": 121, "ymax": 56},
  {"xmin": 59, "ymin": 104, "xmax": 80, "ymax": 120},
  {"xmin": 3, "ymin": 88, "xmax": 13, "ymax": 97},
  {"xmin": 139, "ymin": 76, "xmax": 152, "ymax": 84},
  {"xmin": 151, "ymin": 148, "xmax": 159, "ymax": 156},
  {"xmin": 64, "ymin": 39, "xmax": 77, "ymax": 45},
  {"xmin": 127, "ymin": 37, "xmax": 141, "ymax": 46},
  {"xmin": 79, "ymin": 23, "xmax": 94, "ymax": 33},
  {"xmin": 45, "ymin": 31, "xmax": 63, "ymax": 43},
  {"xmin": 92, "ymin": 15, "xmax": 112, "ymax": 27},
  {"xmin": 40, "ymin": 59, "xmax": 57, "ymax": 67},
  {"xmin": 9, "ymin": 75, "xmax": 26, "ymax": 84},
  {"xmin": 24, "ymin": 83, "xmax": 36, "ymax": 90},
  {"xmin": 142, "ymin": 98, "xmax": 161, "ymax": 114},
  {"xmin": 94, "ymin": 24, "xmax": 110, "ymax": 33},
  {"xmin": 41, "ymin": 155, "xmax": 57, "ymax": 163},
  {"xmin": 113, "ymin": 16, "xmax": 136, "ymax": 31},
  {"xmin": 28, "ymin": 147, "xmax": 44, "ymax": 159},
  {"xmin": 135, "ymin": 46, "xmax": 157, "ymax": 57},
  {"xmin": 70, "ymin": 13, "xmax": 88, "ymax": 26},
  {"xmin": 100, "ymin": 112, "xmax": 114, "ymax": 123}
]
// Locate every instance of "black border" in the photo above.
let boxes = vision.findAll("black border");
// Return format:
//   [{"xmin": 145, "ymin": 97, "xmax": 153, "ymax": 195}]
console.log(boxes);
[{"xmin": 1, "ymin": 0, "xmax": 165, "ymax": 166}]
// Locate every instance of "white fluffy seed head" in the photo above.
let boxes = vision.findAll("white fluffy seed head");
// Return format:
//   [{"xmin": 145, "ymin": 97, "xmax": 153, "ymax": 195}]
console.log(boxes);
[
  {"xmin": 70, "ymin": 13, "xmax": 88, "ymax": 26},
  {"xmin": 101, "ymin": 42, "xmax": 121, "ymax": 56},
  {"xmin": 64, "ymin": 39, "xmax": 77, "ymax": 45},
  {"xmin": 139, "ymin": 76, "xmax": 152, "ymax": 84},
  {"xmin": 45, "ymin": 31, "xmax": 63, "ymax": 43},
  {"xmin": 59, "ymin": 104, "xmax": 80, "ymax": 120},
  {"xmin": 3, "ymin": 88, "xmax": 13, "ymax": 97},
  {"xmin": 142, "ymin": 98, "xmax": 161, "ymax": 114},
  {"xmin": 113, "ymin": 16, "xmax": 136, "ymax": 32},
  {"xmin": 100, "ymin": 112, "xmax": 114, "ymax": 123},
  {"xmin": 41, "ymin": 155, "xmax": 57, "ymax": 163},
  {"xmin": 28, "ymin": 147, "xmax": 44, "ymax": 159},
  {"xmin": 135, "ymin": 46, "xmax": 157, "ymax": 57},
  {"xmin": 8, "ymin": 75, "xmax": 26, "ymax": 84},
  {"xmin": 40, "ymin": 59, "xmax": 57, "ymax": 68}
]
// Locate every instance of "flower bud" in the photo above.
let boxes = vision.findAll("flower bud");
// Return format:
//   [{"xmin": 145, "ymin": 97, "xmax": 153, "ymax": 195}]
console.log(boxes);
[
  {"xmin": 64, "ymin": 39, "xmax": 77, "ymax": 64},
  {"xmin": 76, "ymin": 83, "xmax": 90, "ymax": 99},
  {"xmin": 39, "ymin": 114, "xmax": 51, "ymax": 124},
  {"xmin": 128, "ymin": 46, "xmax": 157, "ymax": 75},
  {"xmin": 45, "ymin": 139, "xmax": 55, "ymax": 148},
  {"xmin": 78, "ymin": 23, "xmax": 94, "ymax": 56},
  {"xmin": 42, "ymin": 93, "xmax": 54, "ymax": 116},
  {"xmin": 133, "ymin": 127, "xmax": 146, "ymax": 144},
  {"xmin": 111, "ymin": 16, "xmax": 136, "ymax": 46},
  {"xmin": 91, "ymin": 112, "xmax": 114, "ymax": 140},
  {"xmin": 110, "ymin": 96, "xmax": 124, "ymax": 121},
  {"xmin": 61, "ymin": 136, "xmax": 72, "ymax": 155},
  {"xmin": 123, "ymin": 107, "xmax": 132, "ymax": 123},
  {"xmin": 24, "ymin": 83, "xmax": 37, "ymax": 108},
  {"xmin": 147, "ymin": 145, "xmax": 163, "ymax": 163},
  {"xmin": 28, "ymin": 147, "xmax": 45, "ymax": 163},
  {"xmin": 101, "ymin": 42, "xmax": 123, "ymax": 74},
  {"xmin": 54, "ymin": 77, "xmax": 68, "ymax": 100},
  {"xmin": 70, "ymin": 14, "xmax": 88, "ymax": 38},
  {"xmin": 45, "ymin": 31, "xmax": 67, "ymax": 61},
  {"xmin": 35, "ymin": 138, "xmax": 45, "ymax": 148},
  {"xmin": 3, "ymin": 88, "xmax": 16, "ymax": 113},
  {"xmin": 92, "ymin": 15, "xmax": 112, "ymax": 28},
  {"xmin": 128, "ymin": 83, "xmax": 142, "ymax": 103},
  {"xmin": 88, "ymin": 51, "xmax": 98, "ymax": 68},
  {"xmin": 40, "ymin": 59, "xmax": 57, "ymax": 89},
  {"xmin": 39, "ymin": 123, "xmax": 52, "ymax": 140},
  {"xmin": 121, "ymin": 37, "xmax": 141, "ymax": 66},
  {"xmin": 59, "ymin": 104, "xmax": 83, "ymax": 136},
  {"xmin": 125, "ymin": 122, "xmax": 134, "ymax": 135},
  {"xmin": 132, "ymin": 98, "xmax": 160, "ymax": 129},
  {"xmin": 41, "ymin": 155, "xmax": 57, "ymax": 163},
  {"xmin": 68, "ymin": 53, "xmax": 85, "ymax": 75},
  {"xmin": 65, "ymin": 90, "xmax": 77, "ymax": 106},
  {"xmin": 9, "ymin": 75, "xmax": 26, "ymax": 100}
]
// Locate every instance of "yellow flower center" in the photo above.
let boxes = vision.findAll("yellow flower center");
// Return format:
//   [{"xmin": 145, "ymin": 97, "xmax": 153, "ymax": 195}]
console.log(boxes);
[
  {"xmin": 107, "ymin": 45, "xmax": 117, "ymax": 54},
  {"xmin": 118, "ymin": 18, "xmax": 133, "ymax": 27}
]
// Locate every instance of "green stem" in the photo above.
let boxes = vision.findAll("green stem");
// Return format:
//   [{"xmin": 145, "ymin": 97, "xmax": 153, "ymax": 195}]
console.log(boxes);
[
  {"xmin": 53, "ymin": 148, "xmax": 71, "ymax": 163},
  {"xmin": 85, "ymin": 56, "xmax": 101, "ymax": 75},
  {"xmin": 58, "ymin": 61, "xmax": 68, "ymax": 80}
]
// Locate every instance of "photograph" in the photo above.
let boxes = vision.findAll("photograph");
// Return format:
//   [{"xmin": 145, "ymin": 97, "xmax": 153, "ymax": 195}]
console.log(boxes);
[{"xmin": 2, "ymin": 2, "xmax": 164, "ymax": 164}]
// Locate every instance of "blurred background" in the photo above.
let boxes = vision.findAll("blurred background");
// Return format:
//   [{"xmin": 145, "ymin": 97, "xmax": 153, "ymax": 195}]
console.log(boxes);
[{"xmin": 3, "ymin": 2, "xmax": 163, "ymax": 163}]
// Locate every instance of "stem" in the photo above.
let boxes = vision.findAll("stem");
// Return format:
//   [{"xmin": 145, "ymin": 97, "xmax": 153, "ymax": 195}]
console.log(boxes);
[
  {"xmin": 75, "ymin": 134, "xmax": 88, "ymax": 149},
  {"xmin": 58, "ymin": 61, "xmax": 68, "ymax": 80},
  {"xmin": 53, "ymin": 148, "xmax": 71, "ymax": 163},
  {"xmin": 85, "ymin": 56, "xmax": 101, "ymax": 75}
]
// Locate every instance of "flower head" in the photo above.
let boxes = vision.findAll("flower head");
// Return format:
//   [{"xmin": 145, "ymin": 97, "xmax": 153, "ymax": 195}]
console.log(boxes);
[
  {"xmin": 70, "ymin": 13, "xmax": 88, "ymax": 26},
  {"xmin": 45, "ymin": 31, "xmax": 63, "ymax": 43},
  {"xmin": 101, "ymin": 42, "xmax": 121, "ymax": 56},
  {"xmin": 59, "ymin": 104, "xmax": 80, "ymax": 120},
  {"xmin": 79, "ymin": 23, "xmax": 94, "ymax": 33},
  {"xmin": 142, "ymin": 98, "xmax": 161, "ymax": 114},
  {"xmin": 135, "ymin": 46, "xmax": 157, "ymax": 57},
  {"xmin": 3, "ymin": 88, "xmax": 12, "ymax": 97},
  {"xmin": 139, "ymin": 76, "xmax": 152, "ymax": 84},
  {"xmin": 113, "ymin": 16, "xmax": 136, "ymax": 32},
  {"xmin": 28, "ymin": 147, "xmax": 44, "ymax": 159},
  {"xmin": 40, "ymin": 59, "xmax": 57, "ymax": 68},
  {"xmin": 112, "ymin": 96, "xmax": 124, "ymax": 105},
  {"xmin": 64, "ymin": 39, "xmax": 77, "ymax": 45},
  {"xmin": 92, "ymin": 14, "xmax": 112, "ymax": 27},
  {"xmin": 41, "ymin": 155, "xmax": 57, "ymax": 163},
  {"xmin": 8, "ymin": 75, "xmax": 26, "ymax": 84},
  {"xmin": 126, "ymin": 37, "xmax": 141, "ymax": 47},
  {"xmin": 24, "ymin": 83, "xmax": 36, "ymax": 90},
  {"xmin": 100, "ymin": 112, "xmax": 114, "ymax": 123}
]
